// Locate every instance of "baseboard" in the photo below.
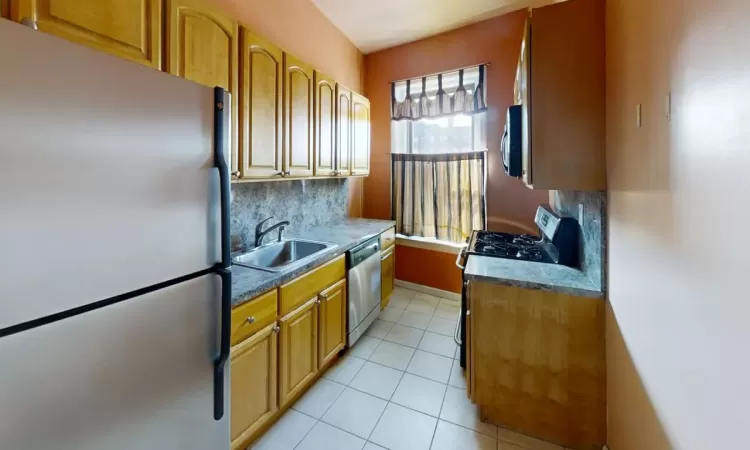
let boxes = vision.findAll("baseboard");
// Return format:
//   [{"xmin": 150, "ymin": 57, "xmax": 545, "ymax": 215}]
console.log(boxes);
[{"xmin": 395, "ymin": 279, "xmax": 461, "ymax": 302}]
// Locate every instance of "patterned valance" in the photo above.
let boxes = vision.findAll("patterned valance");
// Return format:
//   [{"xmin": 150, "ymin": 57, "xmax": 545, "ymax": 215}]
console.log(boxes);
[{"xmin": 391, "ymin": 65, "xmax": 487, "ymax": 121}]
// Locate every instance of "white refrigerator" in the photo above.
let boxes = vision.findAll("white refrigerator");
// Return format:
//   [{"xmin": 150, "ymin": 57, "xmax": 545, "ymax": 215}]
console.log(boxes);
[{"xmin": 0, "ymin": 20, "xmax": 232, "ymax": 449}]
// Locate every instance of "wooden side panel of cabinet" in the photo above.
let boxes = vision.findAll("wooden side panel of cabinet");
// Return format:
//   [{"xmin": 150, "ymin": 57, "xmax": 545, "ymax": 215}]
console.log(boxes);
[
  {"xmin": 313, "ymin": 71, "xmax": 336, "ymax": 177},
  {"xmin": 13, "ymin": 0, "xmax": 161, "ymax": 68},
  {"xmin": 351, "ymin": 92, "xmax": 370, "ymax": 176},
  {"xmin": 318, "ymin": 279, "xmax": 346, "ymax": 368},
  {"xmin": 335, "ymin": 84, "xmax": 352, "ymax": 176},
  {"xmin": 165, "ymin": 0, "xmax": 238, "ymax": 175},
  {"xmin": 380, "ymin": 247, "xmax": 394, "ymax": 310},
  {"xmin": 230, "ymin": 323, "xmax": 278, "ymax": 450},
  {"xmin": 239, "ymin": 28, "xmax": 283, "ymax": 179},
  {"xmin": 2, "ymin": 0, "xmax": 10, "ymax": 18},
  {"xmin": 470, "ymin": 281, "xmax": 605, "ymax": 449},
  {"xmin": 283, "ymin": 54, "xmax": 314, "ymax": 177},
  {"xmin": 278, "ymin": 296, "xmax": 319, "ymax": 408}
]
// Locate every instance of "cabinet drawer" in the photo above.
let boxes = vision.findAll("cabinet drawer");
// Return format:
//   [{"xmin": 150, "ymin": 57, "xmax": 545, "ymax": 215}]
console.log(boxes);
[
  {"xmin": 279, "ymin": 255, "xmax": 345, "ymax": 316},
  {"xmin": 231, "ymin": 290, "xmax": 278, "ymax": 346},
  {"xmin": 380, "ymin": 227, "xmax": 395, "ymax": 250}
]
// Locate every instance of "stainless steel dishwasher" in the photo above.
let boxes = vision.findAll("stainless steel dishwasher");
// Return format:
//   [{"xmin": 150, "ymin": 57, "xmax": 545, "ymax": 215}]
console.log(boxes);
[{"xmin": 346, "ymin": 236, "xmax": 382, "ymax": 346}]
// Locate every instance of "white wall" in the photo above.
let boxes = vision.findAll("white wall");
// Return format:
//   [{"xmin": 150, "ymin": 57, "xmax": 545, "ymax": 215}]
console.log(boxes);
[{"xmin": 606, "ymin": 0, "xmax": 750, "ymax": 448}]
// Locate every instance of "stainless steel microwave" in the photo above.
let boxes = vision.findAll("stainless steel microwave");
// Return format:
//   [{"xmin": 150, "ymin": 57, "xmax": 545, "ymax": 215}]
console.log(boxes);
[{"xmin": 502, "ymin": 105, "xmax": 523, "ymax": 177}]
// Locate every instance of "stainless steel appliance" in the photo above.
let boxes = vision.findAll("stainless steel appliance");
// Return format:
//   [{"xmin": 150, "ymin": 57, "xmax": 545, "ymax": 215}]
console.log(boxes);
[
  {"xmin": 502, "ymin": 104, "xmax": 523, "ymax": 177},
  {"xmin": 346, "ymin": 237, "xmax": 382, "ymax": 346},
  {"xmin": 0, "ymin": 20, "xmax": 231, "ymax": 450},
  {"xmin": 455, "ymin": 206, "xmax": 581, "ymax": 367}
]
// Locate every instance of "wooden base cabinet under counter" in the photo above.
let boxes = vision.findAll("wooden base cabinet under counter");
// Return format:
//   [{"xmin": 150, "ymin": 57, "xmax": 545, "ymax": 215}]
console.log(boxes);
[
  {"xmin": 466, "ymin": 281, "xmax": 605, "ymax": 450},
  {"xmin": 278, "ymin": 296, "xmax": 319, "ymax": 408}
]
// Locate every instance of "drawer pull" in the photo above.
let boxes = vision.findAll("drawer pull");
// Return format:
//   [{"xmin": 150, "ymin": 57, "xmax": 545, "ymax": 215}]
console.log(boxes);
[
  {"xmin": 272, "ymin": 326, "xmax": 280, "ymax": 334},
  {"xmin": 246, "ymin": 317, "xmax": 256, "ymax": 325}
]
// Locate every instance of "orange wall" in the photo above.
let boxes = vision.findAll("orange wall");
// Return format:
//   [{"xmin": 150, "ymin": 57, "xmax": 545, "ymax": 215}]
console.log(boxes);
[
  {"xmin": 211, "ymin": 0, "xmax": 363, "ymax": 92},
  {"xmin": 362, "ymin": 11, "xmax": 548, "ymax": 291},
  {"xmin": 362, "ymin": 10, "xmax": 548, "ymax": 229},
  {"xmin": 395, "ymin": 246, "xmax": 463, "ymax": 294},
  {"xmin": 606, "ymin": 0, "xmax": 750, "ymax": 448}
]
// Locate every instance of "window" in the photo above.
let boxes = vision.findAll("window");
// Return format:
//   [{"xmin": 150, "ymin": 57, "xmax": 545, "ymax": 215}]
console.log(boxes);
[
  {"xmin": 389, "ymin": 65, "xmax": 488, "ymax": 244},
  {"xmin": 392, "ymin": 113, "xmax": 486, "ymax": 154}
]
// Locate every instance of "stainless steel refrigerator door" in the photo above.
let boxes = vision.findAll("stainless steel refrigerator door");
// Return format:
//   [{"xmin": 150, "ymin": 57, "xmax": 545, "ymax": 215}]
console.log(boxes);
[
  {"xmin": 0, "ymin": 274, "xmax": 228, "ymax": 450},
  {"xmin": 0, "ymin": 20, "xmax": 228, "ymax": 330}
]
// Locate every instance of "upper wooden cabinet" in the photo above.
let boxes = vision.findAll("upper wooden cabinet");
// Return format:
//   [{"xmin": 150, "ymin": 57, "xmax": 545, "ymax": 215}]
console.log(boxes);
[
  {"xmin": 239, "ymin": 28, "xmax": 283, "ymax": 179},
  {"xmin": 12, "ymin": 0, "xmax": 162, "ymax": 68},
  {"xmin": 165, "ymin": 0, "xmax": 238, "ymax": 174},
  {"xmin": 351, "ymin": 92, "xmax": 370, "ymax": 176},
  {"xmin": 518, "ymin": 0, "xmax": 605, "ymax": 190},
  {"xmin": 335, "ymin": 84, "xmax": 352, "ymax": 176},
  {"xmin": 318, "ymin": 279, "xmax": 346, "ymax": 368},
  {"xmin": 230, "ymin": 323, "xmax": 278, "ymax": 450},
  {"xmin": 313, "ymin": 71, "xmax": 336, "ymax": 177},
  {"xmin": 283, "ymin": 54, "xmax": 314, "ymax": 177}
]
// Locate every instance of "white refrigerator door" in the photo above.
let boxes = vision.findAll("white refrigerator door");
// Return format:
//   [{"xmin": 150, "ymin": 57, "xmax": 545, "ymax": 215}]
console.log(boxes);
[
  {"xmin": 0, "ymin": 19, "xmax": 226, "ymax": 330},
  {"xmin": 0, "ymin": 274, "xmax": 229, "ymax": 450}
]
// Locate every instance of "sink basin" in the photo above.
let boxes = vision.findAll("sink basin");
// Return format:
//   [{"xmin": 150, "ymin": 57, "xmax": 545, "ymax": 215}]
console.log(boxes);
[{"xmin": 232, "ymin": 239, "xmax": 337, "ymax": 272}]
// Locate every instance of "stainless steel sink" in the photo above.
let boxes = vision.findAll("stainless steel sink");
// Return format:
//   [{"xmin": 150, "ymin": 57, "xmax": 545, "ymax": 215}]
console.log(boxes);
[{"xmin": 232, "ymin": 239, "xmax": 337, "ymax": 272}]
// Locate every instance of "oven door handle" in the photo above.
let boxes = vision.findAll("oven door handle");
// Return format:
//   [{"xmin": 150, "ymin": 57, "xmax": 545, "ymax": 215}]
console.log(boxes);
[{"xmin": 455, "ymin": 245, "xmax": 468, "ymax": 270}]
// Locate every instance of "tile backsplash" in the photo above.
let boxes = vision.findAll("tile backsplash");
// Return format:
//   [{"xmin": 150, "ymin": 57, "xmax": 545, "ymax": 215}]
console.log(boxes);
[
  {"xmin": 231, "ymin": 179, "xmax": 349, "ymax": 251},
  {"xmin": 551, "ymin": 190, "xmax": 607, "ymax": 292}
]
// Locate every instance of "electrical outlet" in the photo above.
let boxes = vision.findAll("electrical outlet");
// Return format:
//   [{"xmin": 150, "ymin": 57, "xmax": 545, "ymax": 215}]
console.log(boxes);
[{"xmin": 578, "ymin": 203, "xmax": 584, "ymax": 224}]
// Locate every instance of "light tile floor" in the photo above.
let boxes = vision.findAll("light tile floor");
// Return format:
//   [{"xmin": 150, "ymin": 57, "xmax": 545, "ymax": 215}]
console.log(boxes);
[{"xmin": 251, "ymin": 286, "xmax": 570, "ymax": 450}]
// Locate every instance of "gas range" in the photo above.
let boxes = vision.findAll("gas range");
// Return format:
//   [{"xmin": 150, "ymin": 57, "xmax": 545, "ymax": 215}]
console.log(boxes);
[
  {"xmin": 456, "ymin": 206, "xmax": 581, "ymax": 369},
  {"xmin": 466, "ymin": 230, "xmax": 554, "ymax": 263}
]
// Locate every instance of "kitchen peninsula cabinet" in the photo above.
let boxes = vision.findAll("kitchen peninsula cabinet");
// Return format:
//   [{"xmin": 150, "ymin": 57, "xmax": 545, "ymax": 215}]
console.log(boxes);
[
  {"xmin": 11, "ymin": 0, "xmax": 162, "ymax": 68},
  {"xmin": 465, "ymin": 281, "xmax": 605, "ymax": 450}
]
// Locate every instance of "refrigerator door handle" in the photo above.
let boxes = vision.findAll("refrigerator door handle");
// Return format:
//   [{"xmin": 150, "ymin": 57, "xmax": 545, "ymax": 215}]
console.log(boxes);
[{"xmin": 212, "ymin": 87, "xmax": 232, "ymax": 421}]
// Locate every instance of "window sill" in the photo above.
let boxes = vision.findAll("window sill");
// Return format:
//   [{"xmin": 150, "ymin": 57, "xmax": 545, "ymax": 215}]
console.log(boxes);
[{"xmin": 395, "ymin": 234, "xmax": 464, "ymax": 255}]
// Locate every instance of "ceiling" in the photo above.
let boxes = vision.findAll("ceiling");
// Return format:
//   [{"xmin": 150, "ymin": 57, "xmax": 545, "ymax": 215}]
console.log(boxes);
[{"xmin": 312, "ymin": 0, "xmax": 562, "ymax": 54}]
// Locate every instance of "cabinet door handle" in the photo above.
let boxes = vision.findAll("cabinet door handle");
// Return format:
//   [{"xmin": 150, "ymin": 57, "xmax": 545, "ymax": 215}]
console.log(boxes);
[
  {"xmin": 231, "ymin": 170, "xmax": 240, "ymax": 177},
  {"xmin": 318, "ymin": 292, "xmax": 329, "ymax": 300},
  {"xmin": 272, "ymin": 325, "xmax": 280, "ymax": 334},
  {"xmin": 276, "ymin": 171, "xmax": 284, "ymax": 176},
  {"xmin": 246, "ymin": 316, "xmax": 256, "ymax": 325},
  {"xmin": 283, "ymin": 170, "xmax": 291, "ymax": 176}
]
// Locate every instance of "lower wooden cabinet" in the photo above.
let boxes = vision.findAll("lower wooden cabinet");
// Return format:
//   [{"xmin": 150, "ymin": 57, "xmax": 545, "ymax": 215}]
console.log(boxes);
[
  {"xmin": 318, "ymin": 279, "xmax": 346, "ymax": 368},
  {"xmin": 278, "ymin": 296, "xmax": 319, "ymax": 408},
  {"xmin": 380, "ymin": 246, "xmax": 395, "ymax": 310},
  {"xmin": 230, "ymin": 323, "xmax": 278, "ymax": 450}
]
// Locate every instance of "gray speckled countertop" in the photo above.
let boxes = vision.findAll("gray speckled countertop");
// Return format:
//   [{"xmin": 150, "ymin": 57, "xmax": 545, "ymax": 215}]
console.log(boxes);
[
  {"xmin": 464, "ymin": 255, "xmax": 603, "ymax": 298},
  {"xmin": 232, "ymin": 219, "xmax": 395, "ymax": 306}
]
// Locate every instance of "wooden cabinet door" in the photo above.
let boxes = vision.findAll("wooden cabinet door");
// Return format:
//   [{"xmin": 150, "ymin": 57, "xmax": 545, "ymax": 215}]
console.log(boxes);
[
  {"xmin": 239, "ymin": 28, "xmax": 283, "ymax": 179},
  {"xmin": 13, "ymin": 0, "xmax": 161, "ymax": 68},
  {"xmin": 278, "ymin": 296, "xmax": 319, "ymax": 407},
  {"xmin": 318, "ymin": 279, "xmax": 346, "ymax": 368},
  {"xmin": 283, "ymin": 54, "xmax": 314, "ymax": 177},
  {"xmin": 2, "ymin": 0, "xmax": 10, "ymax": 18},
  {"xmin": 351, "ymin": 92, "xmax": 371, "ymax": 176},
  {"xmin": 519, "ymin": 16, "xmax": 532, "ymax": 186},
  {"xmin": 230, "ymin": 323, "xmax": 278, "ymax": 449},
  {"xmin": 313, "ymin": 71, "xmax": 336, "ymax": 177},
  {"xmin": 165, "ymin": 0, "xmax": 238, "ymax": 176},
  {"xmin": 380, "ymin": 247, "xmax": 395, "ymax": 310},
  {"xmin": 335, "ymin": 84, "xmax": 352, "ymax": 176}
]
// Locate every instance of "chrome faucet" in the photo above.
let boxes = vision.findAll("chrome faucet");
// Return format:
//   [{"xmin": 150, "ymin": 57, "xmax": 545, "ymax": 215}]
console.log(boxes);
[{"xmin": 255, "ymin": 217, "xmax": 291, "ymax": 247}]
